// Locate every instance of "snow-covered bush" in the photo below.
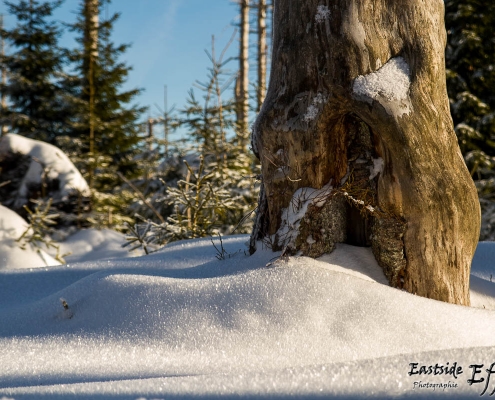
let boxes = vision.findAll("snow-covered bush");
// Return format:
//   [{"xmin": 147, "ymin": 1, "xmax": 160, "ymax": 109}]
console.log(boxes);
[
  {"xmin": 0, "ymin": 134, "xmax": 92, "ymax": 228},
  {"xmin": 54, "ymin": 135, "xmax": 136, "ymax": 231},
  {"xmin": 0, "ymin": 134, "xmax": 90, "ymax": 205}
]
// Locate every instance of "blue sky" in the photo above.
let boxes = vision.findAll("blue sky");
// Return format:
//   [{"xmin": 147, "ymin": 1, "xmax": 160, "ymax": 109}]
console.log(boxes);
[{"xmin": 1, "ymin": 0, "xmax": 244, "ymax": 138}]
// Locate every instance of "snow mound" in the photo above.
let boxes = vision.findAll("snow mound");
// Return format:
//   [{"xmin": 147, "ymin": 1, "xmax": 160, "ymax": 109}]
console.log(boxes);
[
  {"xmin": 0, "ymin": 205, "xmax": 60, "ymax": 270},
  {"xmin": 0, "ymin": 133, "xmax": 90, "ymax": 203},
  {"xmin": 471, "ymin": 241, "xmax": 495, "ymax": 281},
  {"xmin": 1, "ymin": 237, "xmax": 495, "ymax": 398},
  {"xmin": 470, "ymin": 241, "xmax": 495, "ymax": 310},
  {"xmin": 0, "ymin": 204, "xmax": 30, "ymax": 240},
  {"xmin": 57, "ymin": 228, "xmax": 144, "ymax": 263}
]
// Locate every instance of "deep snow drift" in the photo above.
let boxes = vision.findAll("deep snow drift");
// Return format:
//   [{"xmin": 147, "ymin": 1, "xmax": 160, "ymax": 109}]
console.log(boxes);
[{"xmin": 0, "ymin": 232, "xmax": 495, "ymax": 399}]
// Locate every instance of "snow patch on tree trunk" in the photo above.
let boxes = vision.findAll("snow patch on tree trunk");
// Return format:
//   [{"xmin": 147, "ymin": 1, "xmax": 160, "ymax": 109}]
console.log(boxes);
[
  {"xmin": 315, "ymin": 5, "xmax": 331, "ymax": 24},
  {"xmin": 275, "ymin": 183, "xmax": 334, "ymax": 252},
  {"xmin": 369, "ymin": 157, "xmax": 384, "ymax": 180},
  {"xmin": 303, "ymin": 92, "xmax": 326, "ymax": 122},
  {"xmin": 352, "ymin": 57, "xmax": 412, "ymax": 117}
]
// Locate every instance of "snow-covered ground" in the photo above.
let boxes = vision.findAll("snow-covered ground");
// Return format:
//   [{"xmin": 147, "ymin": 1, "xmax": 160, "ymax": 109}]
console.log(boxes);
[
  {"xmin": 0, "ymin": 205, "xmax": 143, "ymax": 271},
  {"xmin": 0, "ymin": 205, "xmax": 61, "ymax": 270},
  {"xmin": 1, "ymin": 209, "xmax": 495, "ymax": 399}
]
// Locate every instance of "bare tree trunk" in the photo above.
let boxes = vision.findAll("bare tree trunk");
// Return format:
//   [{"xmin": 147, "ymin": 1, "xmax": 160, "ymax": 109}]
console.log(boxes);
[
  {"xmin": 237, "ymin": 0, "xmax": 250, "ymax": 148},
  {"xmin": 0, "ymin": 14, "xmax": 7, "ymax": 136},
  {"xmin": 84, "ymin": 0, "xmax": 98, "ymax": 189},
  {"xmin": 250, "ymin": 0, "xmax": 480, "ymax": 305},
  {"xmin": 256, "ymin": 0, "xmax": 267, "ymax": 112}
]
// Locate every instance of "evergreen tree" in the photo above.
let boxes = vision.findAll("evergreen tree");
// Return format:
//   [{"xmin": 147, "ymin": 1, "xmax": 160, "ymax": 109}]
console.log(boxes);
[
  {"xmin": 57, "ymin": 0, "xmax": 146, "ymax": 229},
  {"xmin": 124, "ymin": 38, "xmax": 259, "ymax": 251},
  {"xmin": 178, "ymin": 37, "xmax": 257, "ymax": 235},
  {"xmin": 0, "ymin": 0, "xmax": 67, "ymax": 143},
  {"xmin": 445, "ymin": 0, "xmax": 495, "ymax": 240},
  {"xmin": 445, "ymin": 0, "xmax": 495, "ymax": 191},
  {"xmin": 63, "ymin": 0, "xmax": 145, "ymax": 185}
]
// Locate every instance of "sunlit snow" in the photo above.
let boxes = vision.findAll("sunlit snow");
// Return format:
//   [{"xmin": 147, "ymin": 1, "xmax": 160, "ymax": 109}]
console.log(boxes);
[
  {"xmin": 0, "ymin": 210, "xmax": 494, "ymax": 398},
  {"xmin": 0, "ymin": 133, "xmax": 90, "ymax": 206},
  {"xmin": 0, "ymin": 205, "xmax": 60, "ymax": 270},
  {"xmin": 353, "ymin": 57, "xmax": 412, "ymax": 117}
]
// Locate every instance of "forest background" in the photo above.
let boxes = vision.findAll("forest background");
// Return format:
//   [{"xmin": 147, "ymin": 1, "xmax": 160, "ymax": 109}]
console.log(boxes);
[{"xmin": 0, "ymin": 0, "xmax": 493, "ymax": 258}]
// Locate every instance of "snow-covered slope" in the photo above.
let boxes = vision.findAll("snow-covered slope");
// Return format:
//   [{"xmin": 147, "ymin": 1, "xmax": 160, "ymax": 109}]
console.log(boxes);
[{"xmin": 0, "ymin": 235, "xmax": 495, "ymax": 399}]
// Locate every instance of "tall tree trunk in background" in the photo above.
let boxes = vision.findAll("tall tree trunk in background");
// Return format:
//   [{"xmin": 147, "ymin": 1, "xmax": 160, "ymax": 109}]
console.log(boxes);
[
  {"xmin": 237, "ymin": 0, "xmax": 250, "ymax": 148},
  {"xmin": 256, "ymin": 0, "xmax": 267, "ymax": 112},
  {"xmin": 84, "ymin": 0, "xmax": 98, "ymax": 189},
  {"xmin": 0, "ymin": 14, "xmax": 7, "ymax": 136},
  {"xmin": 250, "ymin": 0, "xmax": 480, "ymax": 305}
]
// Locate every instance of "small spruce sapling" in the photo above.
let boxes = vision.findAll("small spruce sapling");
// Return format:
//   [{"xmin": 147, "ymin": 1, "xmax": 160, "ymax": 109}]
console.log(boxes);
[{"xmin": 16, "ymin": 199, "xmax": 70, "ymax": 263}]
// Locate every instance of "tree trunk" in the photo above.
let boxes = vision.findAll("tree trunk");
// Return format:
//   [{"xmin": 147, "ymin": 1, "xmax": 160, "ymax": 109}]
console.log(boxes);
[
  {"xmin": 256, "ymin": 0, "xmax": 267, "ymax": 112},
  {"xmin": 84, "ymin": 0, "xmax": 98, "ymax": 189},
  {"xmin": 0, "ymin": 14, "xmax": 7, "ymax": 136},
  {"xmin": 250, "ymin": 0, "xmax": 480, "ymax": 305},
  {"xmin": 237, "ymin": 0, "xmax": 250, "ymax": 148}
]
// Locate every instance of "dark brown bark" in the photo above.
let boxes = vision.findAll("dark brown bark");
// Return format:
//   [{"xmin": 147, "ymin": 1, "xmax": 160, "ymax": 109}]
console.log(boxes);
[{"xmin": 250, "ymin": 0, "xmax": 480, "ymax": 305}]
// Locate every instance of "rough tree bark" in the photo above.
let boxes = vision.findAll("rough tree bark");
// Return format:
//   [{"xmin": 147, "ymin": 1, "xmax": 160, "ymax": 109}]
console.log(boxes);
[
  {"xmin": 84, "ymin": 0, "xmax": 98, "ymax": 189},
  {"xmin": 0, "ymin": 14, "xmax": 7, "ymax": 136},
  {"xmin": 237, "ymin": 0, "xmax": 250, "ymax": 148},
  {"xmin": 256, "ymin": 0, "xmax": 267, "ymax": 112},
  {"xmin": 250, "ymin": 0, "xmax": 480, "ymax": 305}
]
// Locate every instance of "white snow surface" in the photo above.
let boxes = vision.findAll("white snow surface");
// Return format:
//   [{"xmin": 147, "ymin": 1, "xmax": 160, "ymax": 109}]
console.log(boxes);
[
  {"xmin": 0, "ymin": 205, "xmax": 60, "ymax": 270},
  {"xmin": 57, "ymin": 228, "xmax": 145, "ymax": 263},
  {"xmin": 0, "ymin": 210, "xmax": 495, "ymax": 398},
  {"xmin": 0, "ymin": 133, "xmax": 90, "ymax": 203},
  {"xmin": 353, "ymin": 56, "xmax": 412, "ymax": 117},
  {"xmin": 0, "ymin": 207, "xmax": 141, "ymax": 269}
]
